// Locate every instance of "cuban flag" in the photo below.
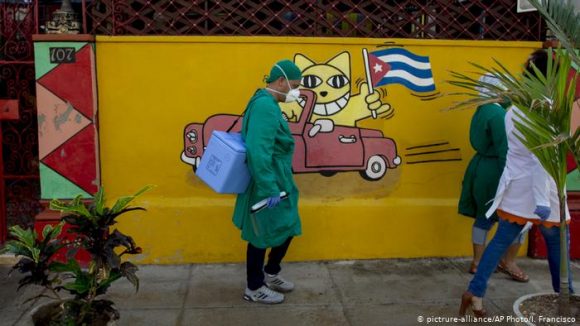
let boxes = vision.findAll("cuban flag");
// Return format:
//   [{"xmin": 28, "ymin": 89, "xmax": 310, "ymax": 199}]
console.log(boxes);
[{"xmin": 363, "ymin": 48, "xmax": 435, "ymax": 92}]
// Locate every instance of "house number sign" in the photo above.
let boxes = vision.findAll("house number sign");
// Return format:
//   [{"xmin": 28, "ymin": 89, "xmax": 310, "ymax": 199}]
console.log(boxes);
[{"xmin": 49, "ymin": 47, "xmax": 76, "ymax": 64}]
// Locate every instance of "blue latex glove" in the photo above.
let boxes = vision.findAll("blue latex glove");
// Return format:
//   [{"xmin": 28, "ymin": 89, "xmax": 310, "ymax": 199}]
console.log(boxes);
[
  {"xmin": 266, "ymin": 195, "xmax": 281, "ymax": 209},
  {"xmin": 534, "ymin": 205, "xmax": 551, "ymax": 220}
]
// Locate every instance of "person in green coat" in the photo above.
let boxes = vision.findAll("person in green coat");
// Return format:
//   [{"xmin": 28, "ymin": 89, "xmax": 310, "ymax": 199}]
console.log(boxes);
[
  {"xmin": 233, "ymin": 59, "xmax": 302, "ymax": 304},
  {"xmin": 458, "ymin": 74, "xmax": 528, "ymax": 282}
]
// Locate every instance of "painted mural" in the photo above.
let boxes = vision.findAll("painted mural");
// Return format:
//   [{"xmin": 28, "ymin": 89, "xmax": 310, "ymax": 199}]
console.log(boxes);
[
  {"xmin": 180, "ymin": 45, "xmax": 448, "ymax": 182},
  {"xmin": 96, "ymin": 36, "xmax": 541, "ymax": 262}
]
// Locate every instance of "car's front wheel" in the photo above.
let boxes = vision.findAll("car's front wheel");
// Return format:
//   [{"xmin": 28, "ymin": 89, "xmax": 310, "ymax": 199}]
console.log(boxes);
[{"xmin": 360, "ymin": 155, "xmax": 387, "ymax": 181}]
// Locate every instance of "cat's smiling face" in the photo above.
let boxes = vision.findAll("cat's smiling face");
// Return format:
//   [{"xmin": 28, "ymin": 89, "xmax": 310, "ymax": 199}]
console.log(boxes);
[{"xmin": 295, "ymin": 52, "xmax": 352, "ymax": 116}]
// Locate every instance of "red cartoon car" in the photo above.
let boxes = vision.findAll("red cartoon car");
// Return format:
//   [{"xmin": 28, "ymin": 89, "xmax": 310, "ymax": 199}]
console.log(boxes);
[{"xmin": 181, "ymin": 90, "xmax": 401, "ymax": 180}]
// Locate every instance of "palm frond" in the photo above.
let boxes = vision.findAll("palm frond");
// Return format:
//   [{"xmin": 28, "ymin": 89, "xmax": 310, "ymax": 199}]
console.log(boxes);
[
  {"xmin": 528, "ymin": 0, "xmax": 580, "ymax": 67},
  {"xmin": 570, "ymin": 127, "xmax": 580, "ymax": 170},
  {"xmin": 449, "ymin": 49, "xmax": 576, "ymax": 195}
]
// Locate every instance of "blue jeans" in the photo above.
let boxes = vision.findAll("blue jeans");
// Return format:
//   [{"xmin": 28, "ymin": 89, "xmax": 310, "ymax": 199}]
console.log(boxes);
[
  {"xmin": 472, "ymin": 224, "xmax": 526, "ymax": 245},
  {"xmin": 468, "ymin": 219, "xmax": 574, "ymax": 297}
]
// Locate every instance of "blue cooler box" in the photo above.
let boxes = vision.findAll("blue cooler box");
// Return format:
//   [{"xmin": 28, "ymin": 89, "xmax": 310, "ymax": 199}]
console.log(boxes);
[{"xmin": 196, "ymin": 131, "xmax": 251, "ymax": 194}]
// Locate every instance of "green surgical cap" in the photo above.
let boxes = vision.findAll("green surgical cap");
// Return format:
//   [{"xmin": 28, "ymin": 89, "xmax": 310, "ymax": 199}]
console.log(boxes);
[{"xmin": 265, "ymin": 59, "xmax": 302, "ymax": 83}]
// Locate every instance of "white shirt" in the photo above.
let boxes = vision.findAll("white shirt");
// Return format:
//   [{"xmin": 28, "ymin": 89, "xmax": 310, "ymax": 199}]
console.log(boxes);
[{"xmin": 486, "ymin": 106, "xmax": 570, "ymax": 223}]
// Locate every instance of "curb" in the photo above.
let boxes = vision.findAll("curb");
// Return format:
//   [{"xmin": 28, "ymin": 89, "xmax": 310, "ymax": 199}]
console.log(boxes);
[{"xmin": 0, "ymin": 254, "xmax": 18, "ymax": 265}]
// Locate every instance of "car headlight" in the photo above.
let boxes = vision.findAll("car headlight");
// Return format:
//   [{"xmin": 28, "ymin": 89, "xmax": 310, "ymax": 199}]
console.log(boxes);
[
  {"xmin": 187, "ymin": 146, "xmax": 197, "ymax": 156},
  {"xmin": 187, "ymin": 130, "xmax": 197, "ymax": 143},
  {"xmin": 393, "ymin": 156, "xmax": 401, "ymax": 165}
]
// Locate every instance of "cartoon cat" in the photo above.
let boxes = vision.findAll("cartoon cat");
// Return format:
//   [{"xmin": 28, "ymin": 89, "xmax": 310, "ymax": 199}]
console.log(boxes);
[{"xmin": 280, "ymin": 51, "xmax": 393, "ymax": 127}]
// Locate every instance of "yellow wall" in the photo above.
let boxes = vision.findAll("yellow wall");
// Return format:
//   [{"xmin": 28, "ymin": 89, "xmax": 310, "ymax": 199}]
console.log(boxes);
[{"xmin": 96, "ymin": 36, "xmax": 539, "ymax": 263}]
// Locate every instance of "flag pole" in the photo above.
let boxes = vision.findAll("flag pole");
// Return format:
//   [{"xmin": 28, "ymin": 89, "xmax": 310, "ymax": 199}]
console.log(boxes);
[{"xmin": 362, "ymin": 48, "xmax": 378, "ymax": 119}]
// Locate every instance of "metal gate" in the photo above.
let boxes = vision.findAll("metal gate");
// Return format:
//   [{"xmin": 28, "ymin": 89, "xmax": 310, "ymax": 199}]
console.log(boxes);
[
  {"xmin": 84, "ymin": 0, "xmax": 543, "ymax": 40},
  {"xmin": 0, "ymin": 1, "xmax": 41, "ymax": 242}
]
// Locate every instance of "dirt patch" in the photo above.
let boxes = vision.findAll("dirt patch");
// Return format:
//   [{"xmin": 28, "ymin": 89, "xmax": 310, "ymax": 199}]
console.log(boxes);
[{"xmin": 519, "ymin": 294, "xmax": 580, "ymax": 326}]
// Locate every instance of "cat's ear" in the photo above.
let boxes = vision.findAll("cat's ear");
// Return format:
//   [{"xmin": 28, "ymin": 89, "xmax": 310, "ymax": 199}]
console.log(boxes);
[
  {"xmin": 294, "ymin": 53, "xmax": 316, "ymax": 71},
  {"xmin": 326, "ymin": 51, "xmax": 351, "ymax": 79}
]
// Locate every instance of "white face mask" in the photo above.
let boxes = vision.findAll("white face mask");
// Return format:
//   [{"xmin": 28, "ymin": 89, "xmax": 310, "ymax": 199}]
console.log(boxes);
[
  {"xmin": 267, "ymin": 64, "xmax": 300, "ymax": 103},
  {"xmin": 268, "ymin": 87, "xmax": 300, "ymax": 103},
  {"xmin": 284, "ymin": 88, "xmax": 301, "ymax": 103}
]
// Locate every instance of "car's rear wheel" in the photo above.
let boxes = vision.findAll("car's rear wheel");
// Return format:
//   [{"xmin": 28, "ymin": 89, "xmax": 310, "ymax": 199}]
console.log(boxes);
[
  {"xmin": 360, "ymin": 155, "xmax": 387, "ymax": 181},
  {"xmin": 320, "ymin": 170, "xmax": 337, "ymax": 177}
]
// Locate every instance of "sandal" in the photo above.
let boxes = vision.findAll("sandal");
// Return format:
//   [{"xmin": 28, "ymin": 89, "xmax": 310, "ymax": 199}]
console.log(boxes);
[
  {"xmin": 459, "ymin": 291, "xmax": 486, "ymax": 317},
  {"xmin": 497, "ymin": 262, "xmax": 529, "ymax": 283}
]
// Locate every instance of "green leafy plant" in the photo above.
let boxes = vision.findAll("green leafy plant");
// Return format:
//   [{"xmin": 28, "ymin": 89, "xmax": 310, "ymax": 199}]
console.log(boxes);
[
  {"xmin": 1, "ymin": 185, "xmax": 153, "ymax": 325},
  {"xmin": 449, "ymin": 0, "xmax": 579, "ymax": 311},
  {"xmin": 1, "ymin": 223, "xmax": 64, "ymax": 297}
]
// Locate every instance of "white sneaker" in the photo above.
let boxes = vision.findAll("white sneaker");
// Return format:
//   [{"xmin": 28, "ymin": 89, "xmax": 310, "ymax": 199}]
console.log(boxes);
[
  {"xmin": 243, "ymin": 285, "xmax": 284, "ymax": 304},
  {"xmin": 265, "ymin": 273, "xmax": 295, "ymax": 293}
]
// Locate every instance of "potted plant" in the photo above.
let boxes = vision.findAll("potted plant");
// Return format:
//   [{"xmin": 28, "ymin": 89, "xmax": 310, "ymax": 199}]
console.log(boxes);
[
  {"xmin": 1, "ymin": 185, "xmax": 152, "ymax": 325},
  {"xmin": 449, "ymin": 1, "xmax": 579, "ymax": 324}
]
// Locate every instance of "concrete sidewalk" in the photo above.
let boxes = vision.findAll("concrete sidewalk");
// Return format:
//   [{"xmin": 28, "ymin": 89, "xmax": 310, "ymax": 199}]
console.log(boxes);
[{"xmin": 1, "ymin": 258, "xmax": 579, "ymax": 326}]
